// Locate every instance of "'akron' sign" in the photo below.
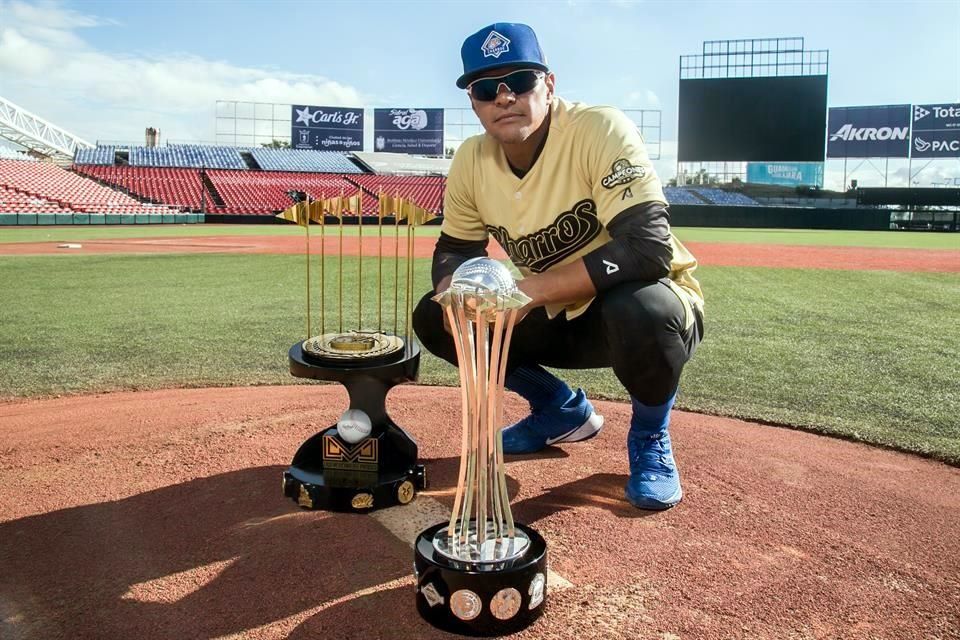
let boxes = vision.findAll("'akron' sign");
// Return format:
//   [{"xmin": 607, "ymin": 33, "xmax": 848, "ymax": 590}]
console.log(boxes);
[
  {"xmin": 373, "ymin": 108, "xmax": 444, "ymax": 156},
  {"xmin": 291, "ymin": 105, "xmax": 364, "ymax": 152},
  {"xmin": 826, "ymin": 105, "xmax": 910, "ymax": 158}
]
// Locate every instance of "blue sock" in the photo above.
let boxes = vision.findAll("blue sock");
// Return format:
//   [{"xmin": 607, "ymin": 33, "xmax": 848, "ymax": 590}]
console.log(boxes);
[
  {"xmin": 505, "ymin": 365, "xmax": 573, "ymax": 412},
  {"xmin": 630, "ymin": 391, "xmax": 677, "ymax": 436}
]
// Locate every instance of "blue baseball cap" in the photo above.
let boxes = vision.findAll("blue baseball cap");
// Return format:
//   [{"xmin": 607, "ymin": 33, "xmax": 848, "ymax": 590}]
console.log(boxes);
[{"xmin": 456, "ymin": 23, "xmax": 549, "ymax": 89}]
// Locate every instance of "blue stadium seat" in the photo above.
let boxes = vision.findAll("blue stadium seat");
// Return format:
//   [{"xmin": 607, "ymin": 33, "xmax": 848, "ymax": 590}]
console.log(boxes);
[
  {"xmin": 250, "ymin": 148, "xmax": 361, "ymax": 173},
  {"xmin": 690, "ymin": 187, "xmax": 759, "ymax": 206},
  {"xmin": 128, "ymin": 145, "xmax": 245, "ymax": 169},
  {"xmin": 663, "ymin": 186, "xmax": 705, "ymax": 205},
  {"xmin": 74, "ymin": 146, "xmax": 115, "ymax": 166}
]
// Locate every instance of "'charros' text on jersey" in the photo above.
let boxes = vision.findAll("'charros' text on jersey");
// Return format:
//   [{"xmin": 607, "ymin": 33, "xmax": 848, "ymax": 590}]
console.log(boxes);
[{"xmin": 486, "ymin": 199, "xmax": 602, "ymax": 273}]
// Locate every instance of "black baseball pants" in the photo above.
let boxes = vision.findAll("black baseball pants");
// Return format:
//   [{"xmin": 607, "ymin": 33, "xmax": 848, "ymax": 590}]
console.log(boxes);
[{"xmin": 412, "ymin": 278, "xmax": 703, "ymax": 406}]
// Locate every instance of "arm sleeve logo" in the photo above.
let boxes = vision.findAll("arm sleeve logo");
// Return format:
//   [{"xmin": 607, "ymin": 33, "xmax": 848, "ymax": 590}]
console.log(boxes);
[{"xmin": 600, "ymin": 158, "xmax": 647, "ymax": 189}]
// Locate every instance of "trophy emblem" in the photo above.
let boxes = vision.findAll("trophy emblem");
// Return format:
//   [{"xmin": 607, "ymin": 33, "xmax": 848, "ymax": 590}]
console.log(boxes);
[
  {"xmin": 414, "ymin": 257, "xmax": 549, "ymax": 635},
  {"xmin": 279, "ymin": 190, "xmax": 435, "ymax": 512}
]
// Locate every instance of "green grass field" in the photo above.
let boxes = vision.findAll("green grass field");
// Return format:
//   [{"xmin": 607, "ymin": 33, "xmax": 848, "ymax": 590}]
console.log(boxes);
[
  {"xmin": 674, "ymin": 226, "xmax": 960, "ymax": 250},
  {"xmin": 2, "ymin": 223, "xmax": 959, "ymax": 250},
  {"xmin": 0, "ymin": 223, "xmax": 441, "ymax": 244},
  {"xmin": 1, "ymin": 227, "xmax": 958, "ymax": 464}
]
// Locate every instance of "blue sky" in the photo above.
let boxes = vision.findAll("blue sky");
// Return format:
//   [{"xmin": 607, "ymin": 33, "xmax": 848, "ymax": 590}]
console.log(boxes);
[{"xmin": 1, "ymin": 0, "xmax": 958, "ymax": 186}]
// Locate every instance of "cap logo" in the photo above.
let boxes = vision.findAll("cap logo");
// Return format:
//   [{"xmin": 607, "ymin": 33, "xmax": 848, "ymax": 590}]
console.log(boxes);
[{"xmin": 481, "ymin": 30, "xmax": 511, "ymax": 58}]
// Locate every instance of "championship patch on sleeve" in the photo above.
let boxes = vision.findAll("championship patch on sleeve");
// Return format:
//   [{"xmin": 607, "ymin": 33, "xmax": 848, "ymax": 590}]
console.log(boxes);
[{"xmin": 600, "ymin": 158, "xmax": 646, "ymax": 189}]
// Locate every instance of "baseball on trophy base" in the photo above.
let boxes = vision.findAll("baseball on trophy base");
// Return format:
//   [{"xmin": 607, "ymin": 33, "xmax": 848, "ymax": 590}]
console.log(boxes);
[
  {"xmin": 283, "ymin": 337, "xmax": 426, "ymax": 513},
  {"xmin": 413, "ymin": 258, "xmax": 549, "ymax": 635}
]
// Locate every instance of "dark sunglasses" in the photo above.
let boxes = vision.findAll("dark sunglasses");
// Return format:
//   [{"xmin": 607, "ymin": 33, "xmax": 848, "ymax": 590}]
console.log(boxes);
[{"xmin": 467, "ymin": 69, "xmax": 545, "ymax": 102}]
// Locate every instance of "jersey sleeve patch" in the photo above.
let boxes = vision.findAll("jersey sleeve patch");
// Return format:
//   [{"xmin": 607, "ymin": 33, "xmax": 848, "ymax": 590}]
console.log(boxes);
[{"xmin": 600, "ymin": 158, "xmax": 647, "ymax": 189}]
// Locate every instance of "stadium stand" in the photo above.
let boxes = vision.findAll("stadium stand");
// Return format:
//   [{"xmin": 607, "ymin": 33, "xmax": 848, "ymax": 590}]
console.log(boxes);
[
  {"xmin": 75, "ymin": 165, "xmax": 206, "ymax": 210},
  {"xmin": 128, "ymin": 145, "xmax": 246, "ymax": 169},
  {"xmin": 0, "ymin": 185, "xmax": 72, "ymax": 214},
  {"xmin": 74, "ymin": 146, "xmax": 116, "ymax": 166},
  {"xmin": 352, "ymin": 151, "xmax": 451, "ymax": 176},
  {"xmin": 346, "ymin": 175, "xmax": 445, "ymax": 213},
  {"xmin": 690, "ymin": 187, "xmax": 759, "ymax": 206},
  {"xmin": 206, "ymin": 170, "xmax": 375, "ymax": 215},
  {"xmin": 0, "ymin": 147, "xmax": 37, "ymax": 161},
  {"xmin": 663, "ymin": 186, "xmax": 706, "ymax": 205},
  {"xmin": 0, "ymin": 159, "xmax": 176, "ymax": 214},
  {"xmin": 250, "ymin": 148, "xmax": 362, "ymax": 173}
]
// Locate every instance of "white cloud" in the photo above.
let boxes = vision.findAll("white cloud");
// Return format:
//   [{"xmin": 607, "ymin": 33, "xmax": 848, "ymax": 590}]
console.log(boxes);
[
  {"xmin": 0, "ymin": 0, "xmax": 368, "ymax": 144},
  {"xmin": 624, "ymin": 88, "xmax": 660, "ymax": 108}
]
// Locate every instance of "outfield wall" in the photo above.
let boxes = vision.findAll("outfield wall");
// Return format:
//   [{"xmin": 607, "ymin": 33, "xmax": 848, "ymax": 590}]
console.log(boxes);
[
  {"xmin": 0, "ymin": 207, "xmax": 893, "ymax": 231},
  {"xmin": 668, "ymin": 205, "xmax": 891, "ymax": 230},
  {"xmin": 209, "ymin": 207, "xmax": 893, "ymax": 231},
  {"xmin": 0, "ymin": 213, "xmax": 205, "ymax": 225}
]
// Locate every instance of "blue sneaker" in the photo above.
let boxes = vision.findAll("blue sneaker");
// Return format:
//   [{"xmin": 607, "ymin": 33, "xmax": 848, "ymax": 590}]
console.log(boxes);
[
  {"xmin": 625, "ymin": 430, "xmax": 682, "ymax": 510},
  {"xmin": 501, "ymin": 388, "xmax": 604, "ymax": 455}
]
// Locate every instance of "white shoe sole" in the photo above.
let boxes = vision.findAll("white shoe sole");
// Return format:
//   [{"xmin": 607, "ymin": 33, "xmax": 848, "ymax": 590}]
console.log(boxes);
[{"xmin": 545, "ymin": 411, "xmax": 604, "ymax": 445}]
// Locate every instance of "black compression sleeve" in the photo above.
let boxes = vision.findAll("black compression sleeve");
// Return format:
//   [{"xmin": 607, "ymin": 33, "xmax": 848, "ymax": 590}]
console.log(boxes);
[
  {"xmin": 431, "ymin": 232, "xmax": 490, "ymax": 289},
  {"xmin": 580, "ymin": 202, "xmax": 673, "ymax": 292}
]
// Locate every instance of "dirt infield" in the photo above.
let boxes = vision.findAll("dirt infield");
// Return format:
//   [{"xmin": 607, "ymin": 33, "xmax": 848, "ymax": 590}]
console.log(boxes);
[
  {"xmin": 1, "ymin": 234, "xmax": 958, "ymax": 272},
  {"xmin": 1, "ymin": 385, "xmax": 958, "ymax": 639}
]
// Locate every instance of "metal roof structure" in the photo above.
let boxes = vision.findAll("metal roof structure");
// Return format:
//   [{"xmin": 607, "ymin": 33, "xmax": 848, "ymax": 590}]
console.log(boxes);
[{"xmin": 0, "ymin": 96, "xmax": 93, "ymax": 163}]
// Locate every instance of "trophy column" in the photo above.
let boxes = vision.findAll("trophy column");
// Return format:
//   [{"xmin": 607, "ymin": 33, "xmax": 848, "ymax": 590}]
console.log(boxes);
[{"xmin": 414, "ymin": 258, "xmax": 548, "ymax": 636}]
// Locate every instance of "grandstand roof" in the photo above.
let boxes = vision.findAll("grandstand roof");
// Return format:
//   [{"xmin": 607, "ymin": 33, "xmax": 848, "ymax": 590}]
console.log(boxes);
[
  {"xmin": 0, "ymin": 96, "xmax": 93, "ymax": 164},
  {"xmin": 353, "ymin": 152, "xmax": 450, "ymax": 176}
]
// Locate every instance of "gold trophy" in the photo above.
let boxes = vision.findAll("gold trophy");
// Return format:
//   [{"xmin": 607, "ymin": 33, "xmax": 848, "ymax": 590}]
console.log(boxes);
[
  {"xmin": 414, "ymin": 258, "xmax": 548, "ymax": 635},
  {"xmin": 279, "ymin": 190, "xmax": 435, "ymax": 512}
]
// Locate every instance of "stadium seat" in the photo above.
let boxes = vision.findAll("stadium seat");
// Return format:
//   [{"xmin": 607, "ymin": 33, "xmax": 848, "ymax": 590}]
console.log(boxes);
[
  {"xmin": 74, "ymin": 146, "xmax": 116, "ymax": 166},
  {"xmin": 74, "ymin": 165, "xmax": 208, "ymax": 210},
  {"xmin": 206, "ymin": 170, "xmax": 373, "ymax": 215},
  {"xmin": 128, "ymin": 145, "xmax": 246, "ymax": 170},
  {"xmin": 346, "ymin": 174, "xmax": 445, "ymax": 214},
  {"xmin": 690, "ymin": 187, "xmax": 759, "ymax": 206},
  {"xmin": 250, "ymin": 148, "xmax": 362, "ymax": 174},
  {"xmin": 0, "ymin": 159, "xmax": 178, "ymax": 215},
  {"xmin": 663, "ymin": 186, "xmax": 707, "ymax": 205}
]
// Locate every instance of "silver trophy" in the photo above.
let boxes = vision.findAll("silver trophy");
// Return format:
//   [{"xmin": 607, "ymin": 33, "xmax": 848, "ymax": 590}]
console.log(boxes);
[{"xmin": 414, "ymin": 258, "xmax": 548, "ymax": 635}]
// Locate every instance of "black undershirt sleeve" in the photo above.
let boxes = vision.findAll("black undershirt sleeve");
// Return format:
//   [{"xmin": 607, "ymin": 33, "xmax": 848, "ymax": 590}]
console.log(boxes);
[
  {"xmin": 431, "ymin": 232, "xmax": 490, "ymax": 289},
  {"xmin": 580, "ymin": 201, "xmax": 673, "ymax": 292}
]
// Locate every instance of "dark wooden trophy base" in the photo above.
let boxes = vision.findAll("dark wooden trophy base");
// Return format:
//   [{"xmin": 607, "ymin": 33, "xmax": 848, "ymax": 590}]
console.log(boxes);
[{"xmin": 283, "ymin": 339, "xmax": 426, "ymax": 512}]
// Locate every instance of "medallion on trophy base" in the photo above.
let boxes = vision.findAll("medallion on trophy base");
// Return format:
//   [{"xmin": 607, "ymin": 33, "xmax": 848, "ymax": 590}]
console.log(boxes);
[
  {"xmin": 279, "ymin": 190, "xmax": 435, "ymax": 512},
  {"xmin": 414, "ymin": 258, "xmax": 548, "ymax": 635}
]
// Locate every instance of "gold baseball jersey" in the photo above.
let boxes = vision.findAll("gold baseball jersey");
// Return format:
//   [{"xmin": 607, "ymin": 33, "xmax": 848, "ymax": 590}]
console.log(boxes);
[{"xmin": 441, "ymin": 97, "xmax": 703, "ymax": 321}]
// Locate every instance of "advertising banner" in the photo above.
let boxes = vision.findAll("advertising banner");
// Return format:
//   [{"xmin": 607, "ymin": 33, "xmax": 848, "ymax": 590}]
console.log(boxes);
[
  {"xmin": 374, "ymin": 108, "xmax": 444, "ymax": 155},
  {"xmin": 911, "ymin": 103, "xmax": 960, "ymax": 158},
  {"xmin": 291, "ymin": 105, "xmax": 364, "ymax": 151},
  {"xmin": 746, "ymin": 162, "xmax": 824, "ymax": 187},
  {"xmin": 826, "ymin": 105, "xmax": 910, "ymax": 158}
]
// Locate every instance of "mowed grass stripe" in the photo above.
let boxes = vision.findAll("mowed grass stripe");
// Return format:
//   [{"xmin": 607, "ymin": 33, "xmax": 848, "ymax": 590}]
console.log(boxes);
[
  {"xmin": 674, "ymin": 227, "xmax": 960, "ymax": 250},
  {"xmin": 0, "ymin": 224, "xmax": 443, "ymax": 244},
  {"xmin": 1, "ymin": 224, "xmax": 958, "ymax": 250},
  {"xmin": 0, "ymin": 255, "xmax": 957, "ymax": 464}
]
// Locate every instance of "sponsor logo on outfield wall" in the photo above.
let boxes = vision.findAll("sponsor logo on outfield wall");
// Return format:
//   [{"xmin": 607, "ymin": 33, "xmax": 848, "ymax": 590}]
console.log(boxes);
[
  {"xmin": 827, "ymin": 105, "xmax": 911, "ymax": 158},
  {"xmin": 911, "ymin": 103, "xmax": 960, "ymax": 158},
  {"xmin": 373, "ymin": 108, "xmax": 444, "ymax": 156},
  {"xmin": 291, "ymin": 105, "xmax": 364, "ymax": 152}
]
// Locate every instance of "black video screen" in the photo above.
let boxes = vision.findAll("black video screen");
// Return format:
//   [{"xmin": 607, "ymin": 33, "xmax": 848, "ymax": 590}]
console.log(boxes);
[{"xmin": 678, "ymin": 75, "xmax": 828, "ymax": 162}]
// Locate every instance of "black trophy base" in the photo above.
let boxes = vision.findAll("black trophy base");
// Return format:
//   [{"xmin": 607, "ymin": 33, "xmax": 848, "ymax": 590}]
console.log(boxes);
[
  {"xmin": 283, "ymin": 446, "xmax": 426, "ymax": 512},
  {"xmin": 414, "ymin": 522, "xmax": 548, "ymax": 636},
  {"xmin": 285, "ymin": 339, "xmax": 426, "ymax": 513}
]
